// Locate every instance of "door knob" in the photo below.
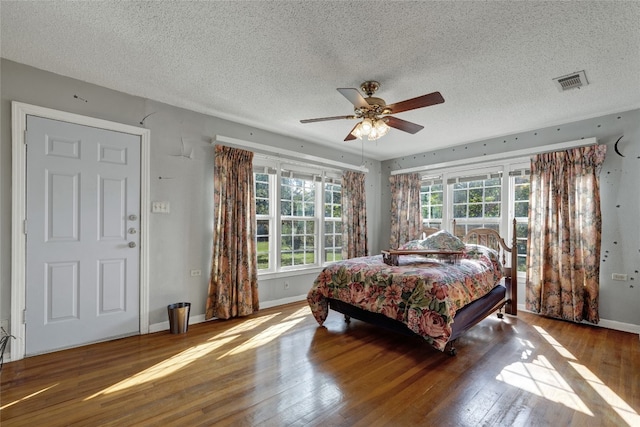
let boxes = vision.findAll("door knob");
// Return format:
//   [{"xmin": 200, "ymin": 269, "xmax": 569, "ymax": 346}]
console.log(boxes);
[{"xmin": 128, "ymin": 242, "xmax": 137, "ymax": 248}]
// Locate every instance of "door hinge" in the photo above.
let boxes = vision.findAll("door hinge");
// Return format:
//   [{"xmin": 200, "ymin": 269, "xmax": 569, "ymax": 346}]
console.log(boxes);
[
  {"xmin": 22, "ymin": 309, "xmax": 27, "ymax": 324},
  {"xmin": 23, "ymin": 219, "xmax": 27, "ymax": 235},
  {"xmin": 24, "ymin": 129, "xmax": 28, "ymax": 144}
]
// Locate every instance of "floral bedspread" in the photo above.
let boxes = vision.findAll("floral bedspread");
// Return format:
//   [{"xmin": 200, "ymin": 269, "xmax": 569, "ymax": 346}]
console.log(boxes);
[{"xmin": 307, "ymin": 246, "xmax": 502, "ymax": 351}]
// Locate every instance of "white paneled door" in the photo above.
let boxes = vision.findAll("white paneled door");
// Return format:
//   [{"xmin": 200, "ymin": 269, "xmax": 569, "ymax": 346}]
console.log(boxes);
[{"xmin": 25, "ymin": 116, "xmax": 141, "ymax": 355}]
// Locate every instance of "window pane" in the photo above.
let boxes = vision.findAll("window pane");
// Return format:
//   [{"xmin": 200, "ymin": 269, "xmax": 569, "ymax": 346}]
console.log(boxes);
[
  {"xmin": 281, "ymin": 201, "xmax": 291, "ymax": 216},
  {"xmin": 257, "ymin": 220, "xmax": 269, "ymax": 236},
  {"xmin": 453, "ymin": 205, "xmax": 468, "ymax": 218},
  {"xmin": 469, "ymin": 188, "xmax": 483, "ymax": 202},
  {"xmin": 324, "ymin": 221, "xmax": 333, "ymax": 234},
  {"xmin": 257, "ymin": 253, "xmax": 269, "ymax": 269},
  {"xmin": 304, "ymin": 203, "xmax": 315, "ymax": 216},
  {"xmin": 516, "ymin": 223, "xmax": 528, "ymax": 236},
  {"xmin": 514, "ymin": 201, "xmax": 529, "ymax": 218},
  {"xmin": 485, "ymin": 187, "xmax": 501, "ymax": 202},
  {"xmin": 453, "ymin": 189, "xmax": 468, "ymax": 203},
  {"xmin": 468, "ymin": 204, "xmax": 483, "ymax": 218},
  {"xmin": 484, "ymin": 203, "xmax": 500, "ymax": 217},
  {"xmin": 256, "ymin": 199, "xmax": 269, "ymax": 215},
  {"xmin": 305, "ymin": 220, "xmax": 315, "ymax": 233},
  {"xmin": 421, "ymin": 183, "xmax": 443, "ymax": 223}
]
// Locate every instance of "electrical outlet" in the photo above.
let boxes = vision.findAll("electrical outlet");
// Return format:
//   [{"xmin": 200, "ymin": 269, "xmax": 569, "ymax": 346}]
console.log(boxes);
[
  {"xmin": 612, "ymin": 273, "xmax": 627, "ymax": 281},
  {"xmin": 151, "ymin": 201, "xmax": 170, "ymax": 214},
  {"xmin": 190, "ymin": 269, "xmax": 202, "ymax": 277},
  {"xmin": 284, "ymin": 281, "xmax": 290, "ymax": 289}
]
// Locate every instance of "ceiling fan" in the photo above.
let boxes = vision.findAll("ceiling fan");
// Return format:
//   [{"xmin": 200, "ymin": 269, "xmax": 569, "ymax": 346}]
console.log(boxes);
[{"xmin": 300, "ymin": 81, "xmax": 444, "ymax": 141}]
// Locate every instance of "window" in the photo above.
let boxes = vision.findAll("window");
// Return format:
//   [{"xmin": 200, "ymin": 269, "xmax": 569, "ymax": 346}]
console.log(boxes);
[
  {"xmin": 280, "ymin": 177, "xmax": 317, "ymax": 267},
  {"xmin": 255, "ymin": 173, "xmax": 272, "ymax": 270},
  {"xmin": 512, "ymin": 172, "xmax": 530, "ymax": 272},
  {"xmin": 420, "ymin": 179, "xmax": 443, "ymax": 229},
  {"xmin": 418, "ymin": 161, "xmax": 530, "ymax": 273},
  {"xmin": 324, "ymin": 183, "xmax": 342, "ymax": 262},
  {"xmin": 451, "ymin": 174, "xmax": 502, "ymax": 235},
  {"xmin": 253, "ymin": 160, "xmax": 343, "ymax": 274}
]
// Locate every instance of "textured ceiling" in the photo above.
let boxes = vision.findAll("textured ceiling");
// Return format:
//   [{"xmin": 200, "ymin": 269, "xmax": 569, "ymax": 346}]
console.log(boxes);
[{"xmin": 2, "ymin": 1, "xmax": 639, "ymax": 161}]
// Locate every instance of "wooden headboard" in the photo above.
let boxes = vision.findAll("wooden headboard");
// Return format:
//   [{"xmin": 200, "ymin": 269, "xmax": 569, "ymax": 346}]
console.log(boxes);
[{"xmin": 461, "ymin": 219, "xmax": 518, "ymax": 316}]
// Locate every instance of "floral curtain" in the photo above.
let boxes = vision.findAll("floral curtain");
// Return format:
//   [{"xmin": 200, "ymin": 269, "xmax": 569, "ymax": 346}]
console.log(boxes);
[
  {"xmin": 525, "ymin": 144, "xmax": 607, "ymax": 323},
  {"xmin": 389, "ymin": 172, "xmax": 422, "ymax": 248},
  {"xmin": 341, "ymin": 171, "xmax": 368, "ymax": 259},
  {"xmin": 206, "ymin": 145, "xmax": 259, "ymax": 320}
]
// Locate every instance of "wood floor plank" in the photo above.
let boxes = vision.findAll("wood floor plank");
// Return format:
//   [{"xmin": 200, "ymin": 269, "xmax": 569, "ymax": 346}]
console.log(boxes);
[{"xmin": 1, "ymin": 302, "xmax": 639, "ymax": 426}]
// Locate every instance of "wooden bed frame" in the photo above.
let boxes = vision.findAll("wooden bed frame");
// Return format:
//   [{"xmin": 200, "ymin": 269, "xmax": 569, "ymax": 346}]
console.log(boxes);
[{"xmin": 326, "ymin": 220, "xmax": 518, "ymax": 356}]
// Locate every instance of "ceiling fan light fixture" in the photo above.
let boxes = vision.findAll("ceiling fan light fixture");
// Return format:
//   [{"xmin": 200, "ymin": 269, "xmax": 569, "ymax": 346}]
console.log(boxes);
[
  {"xmin": 351, "ymin": 117, "xmax": 390, "ymax": 141},
  {"xmin": 351, "ymin": 123, "xmax": 364, "ymax": 139},
  {"xmin": 360, "ymin": 118, "xmax": 373, "ymax": 134},
  {"xmin": 375, "ymin": 118, "xmax": 389, "ymax": 134}
]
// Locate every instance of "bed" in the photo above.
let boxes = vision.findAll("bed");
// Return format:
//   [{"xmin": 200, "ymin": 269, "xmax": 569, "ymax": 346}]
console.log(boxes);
[{"xmin": 307, "ymin": 221, "xmax": 518, "ymax": 355}]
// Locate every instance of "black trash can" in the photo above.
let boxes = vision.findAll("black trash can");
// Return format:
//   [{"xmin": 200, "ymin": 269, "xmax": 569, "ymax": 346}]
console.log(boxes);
[{"xmin": 167, "ymin": 302, "xmax": 191, "ymax": 334}]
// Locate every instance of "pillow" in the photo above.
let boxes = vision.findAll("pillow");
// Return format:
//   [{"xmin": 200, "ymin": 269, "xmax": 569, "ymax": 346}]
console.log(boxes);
[
  {"xmin": 422, "ymin": 230, "xmax": 466, "ymax": 251},
  {"xmin": 463, "ymin": 244, "xmax": 500, "ymax": 263},
  {"xmin": 398, "ymin": 239, "xmax": 426, "ymax": 250}
]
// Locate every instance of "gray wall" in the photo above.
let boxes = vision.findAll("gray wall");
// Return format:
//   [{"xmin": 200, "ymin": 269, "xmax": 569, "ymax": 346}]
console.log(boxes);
[
  {"xmin": 381, "ymin": 109, "xmax": 640, "ymax": 327},
  {"xmin": 0, "ymin": 59, "xmax": 382, "ymax": 331},
  {"xmin": 2, "ymin": 57, "xmax": 635, "ymax": 345}
]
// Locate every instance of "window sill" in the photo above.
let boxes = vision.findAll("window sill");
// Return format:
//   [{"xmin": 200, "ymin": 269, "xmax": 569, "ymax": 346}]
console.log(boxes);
[{"xmin": 258, "ymin": 267, "xmax": 324, "ymax": 280}]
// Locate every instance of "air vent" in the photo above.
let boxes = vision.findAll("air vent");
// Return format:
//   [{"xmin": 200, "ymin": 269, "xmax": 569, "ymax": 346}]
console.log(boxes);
[{"xmin": 553, "ymin": 70, "xmax": 588, "ymax": 91}]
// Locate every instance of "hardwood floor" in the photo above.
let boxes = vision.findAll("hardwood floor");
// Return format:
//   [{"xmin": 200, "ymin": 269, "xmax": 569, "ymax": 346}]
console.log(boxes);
[{"xmin": 1, "ymin": 302, "xmax": 639, "ymax": 426}]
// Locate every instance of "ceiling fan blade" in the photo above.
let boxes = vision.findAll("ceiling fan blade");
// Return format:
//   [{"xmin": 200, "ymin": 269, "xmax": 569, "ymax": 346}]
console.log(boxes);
[
  {"xmin": 386, "ymin": 91, "xmax": 444, "ymax": 114},
  {"xmin": 300, "ymin": 115, "xmax": 355, "ymax": 123},
  {"xmin": 344, "ymin": 123, "xmax": 360, "ymax": 141},
  {"xmin": 385, "ymin": 116, "xmax": 424, "ymax": 134},
  {"xmin": 337, "ymin": 88, "xmax": 370, "ymax": 108}
]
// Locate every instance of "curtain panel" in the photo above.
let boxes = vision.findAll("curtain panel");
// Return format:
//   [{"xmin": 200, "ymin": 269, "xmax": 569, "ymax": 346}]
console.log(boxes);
[
  {"xmin": 341, "ymin": 170, "xmax": 368, "ymax": 259},
  {"xmin": 525, "ymin": 144, "xmax": 606, "ymax": 323},
  {"xmin": 389, "ymin": 172, "xmax": 422, "ymax": 248},
  {"xmin": 206, "ymin": 145, "xmax": 259, "ymax": 320}
]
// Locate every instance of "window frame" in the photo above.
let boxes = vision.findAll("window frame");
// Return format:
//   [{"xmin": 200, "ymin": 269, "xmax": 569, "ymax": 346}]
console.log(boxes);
[
  {"xmin": 418, "ymin": 158, "xmax": 530, "ymax": 276},
  {"xmin": 253, "ymin": 158, "xmax": 343, "ymax": 277}
]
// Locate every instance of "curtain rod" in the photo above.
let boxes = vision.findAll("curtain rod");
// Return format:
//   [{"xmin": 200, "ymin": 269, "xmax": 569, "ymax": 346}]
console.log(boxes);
[
  {"xmin": 213, "ymin": 135, "xmax": 369, "ymax": 173},
  {"xmin": 390, "ymin": 137, "xmax": 597, "ymax": 176}
]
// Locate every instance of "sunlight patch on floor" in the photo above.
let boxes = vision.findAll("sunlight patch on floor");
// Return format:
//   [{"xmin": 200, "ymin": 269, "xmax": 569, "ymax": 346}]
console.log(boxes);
[
  {"xmin": 497, "ymin": 354, "xmax": 594, "ymax": 415},
  {"xmin": 532, "ymin": 325, "xmax": 640, "ymax": 426},
  {"xmin": 569, "ymin": 361, "xmax": 640, "ymax": 425},
  {"xmin": 84, "ymin": 311, "xmax": 299, "ymax": 399},
  {"xmin": 516, "ymin": 325, "xmax": 640, "ymax": 426},
  {"xmin": 85, "ymin": 335, "xmax": 238, "ymax": 399},
  {"xmin": 0, "ymin": 384, "xmax": 58, "ymax": 410},
  {"xmin": 532, "ymin": 325, "xmax": 577, "ymax": 360},
  {"xmin": 217, "ymin": 317, "xmax": 306, "ymax": 359},
  {"xmin": 282, "ymin": 306, "xmax": 311, "ymax": 321},
  {"xmin": 214, "ymin": 313, "xmax": 280, "ymax": 338}
]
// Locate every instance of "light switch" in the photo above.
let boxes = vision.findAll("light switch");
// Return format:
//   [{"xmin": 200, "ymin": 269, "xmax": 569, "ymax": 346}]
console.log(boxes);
[{"xmin": 152, "ymin": 201, "xmax": 170, "ymax": 214}]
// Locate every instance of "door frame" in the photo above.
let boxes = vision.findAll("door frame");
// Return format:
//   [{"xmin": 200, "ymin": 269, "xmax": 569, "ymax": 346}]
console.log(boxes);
[{"xmin": 11, "ymin": 101, "xmax": 151, "ymax": 361}]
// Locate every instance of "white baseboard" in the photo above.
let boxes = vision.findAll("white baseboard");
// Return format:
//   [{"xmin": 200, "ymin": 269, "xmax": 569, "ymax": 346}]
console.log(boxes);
[
  {"xmin": 148, "ymin": 295, "xmax": 308, "ymax": 333},
  {"xmin": 259, "ymin": 294, "xmax": 308, "ymax": 309},
  {"xmin": 517, "ymin": 304, "xmax": 640, "ymax": 336}
]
